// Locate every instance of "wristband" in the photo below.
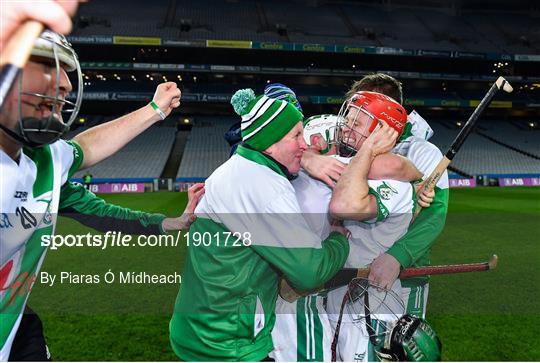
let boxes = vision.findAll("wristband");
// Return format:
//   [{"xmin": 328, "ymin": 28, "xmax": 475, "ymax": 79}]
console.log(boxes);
[{"xmin": 150, "ymin": 101, "xmax": 166, "ymax": 120}]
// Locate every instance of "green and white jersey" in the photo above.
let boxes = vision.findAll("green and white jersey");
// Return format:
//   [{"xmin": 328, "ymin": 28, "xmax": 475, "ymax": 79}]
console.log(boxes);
[
  {"xmin": 293, "ymin": 156, "xmax": 416, "ymax": 269},
  {"xmin": 169, "ymin": 145, "xmax": 349, "ymax": 362},
  {"xmin": 389, "ymin": 133, "xmax": 450, "ymax": 287},
  {"xmin": 271, "ymin": 294, "xmax": 332, "ymax": 362},
  {"xmin": 0, "ymin": 140, "xmax": 83, "ymax": 360},
  {"xmin": 337, "ymin": 156, "xmax": 417, "ymax": 269},
  {"xmin": 293, "ymin": 162, "xmax": 414, "ymax": 362}
]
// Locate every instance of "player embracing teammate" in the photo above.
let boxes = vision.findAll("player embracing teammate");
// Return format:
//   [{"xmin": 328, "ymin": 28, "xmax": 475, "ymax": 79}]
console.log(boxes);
[{"xmin": 268, "ymin": 74, "xmax": 448, "ymax": 362}]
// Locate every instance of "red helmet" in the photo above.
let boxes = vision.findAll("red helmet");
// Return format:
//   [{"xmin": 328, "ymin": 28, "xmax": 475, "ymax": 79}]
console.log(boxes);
[{"xmin": 336, "ymin": 91, "xmax": 408, "ymax": 157}]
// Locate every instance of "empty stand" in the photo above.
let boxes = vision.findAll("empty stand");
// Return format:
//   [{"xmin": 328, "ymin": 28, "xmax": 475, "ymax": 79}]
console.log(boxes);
[
  {"xmin": 479, "ymin": 122, "xmax": 540, "ymax": 157},
  {"xmin": 430, "ymin": 121, "xmax": 540, "ymax": 175},
  {"xmin": 176, "ymin": 117, "xmax": 232, "ymax": 179},
  {"xmin": 70, "ymin": 125, "xmax": 176, "ymax": 178},
  {"xmin": 72, "ymin": 0, "xmax": 540, "ymax": 54}
]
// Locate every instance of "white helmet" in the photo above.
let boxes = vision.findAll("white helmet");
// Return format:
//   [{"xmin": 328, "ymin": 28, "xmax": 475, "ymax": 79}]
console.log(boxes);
[{"xmin": 302, "ymin": 114, "xmax": 338, "ymax": 154}]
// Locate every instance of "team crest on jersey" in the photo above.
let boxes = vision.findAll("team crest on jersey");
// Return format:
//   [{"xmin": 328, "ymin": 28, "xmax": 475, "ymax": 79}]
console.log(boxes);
[
  {"xmin": 377, "ymin": 182, "xmax": 398, "ymax": 200},
  {"xmin": 37, "ymin": 198, "xmax": 53, "ymax": 225},
  {"xmin": 43, "ymin": 204, "xmax": 53, "ymax": 225}
]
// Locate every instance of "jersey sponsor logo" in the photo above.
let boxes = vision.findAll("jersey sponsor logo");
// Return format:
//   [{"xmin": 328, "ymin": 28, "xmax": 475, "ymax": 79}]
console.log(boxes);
[
  {"xmin": 16, "ymin": 206, "xmax": 37, "ymax": 229},
  {"xmin": 399, "ymin": 317, "xmax": 414, "ymax": 336},
  {"xmin": 354, "ymin": 352, "xmax": 366, "ymax": 361},
  {"xmin": 14, "ymin": 190, "xmax": 28, "ymax": 202},
  {"xmin": 0, "ymin": 213, "xmax": 13, "ymax": 228},
  {"xmin": 377, "ymin": 182, "xmax": 398, "ymax": 200}
]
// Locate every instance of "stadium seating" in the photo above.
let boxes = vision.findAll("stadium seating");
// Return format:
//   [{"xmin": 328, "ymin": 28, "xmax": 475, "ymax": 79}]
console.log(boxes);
[
  {"xmin": 478, "ymin": 122, "xmax": 540, "ymax": 157},
  {"xmin": 176, "ymin": 116, "xmax": 233, "ymax": 179},
  {"xmin": 69, "ymin": 125, "xmax": 176, "ymax": 179},
  {"xmin": 173, "ymin": 118, "xmax": 540, "ymax": 179},
  {"xmin": 65, "ymin": 116, "xmax": 539, "ymax": 179},
  {"xmin": 429, "ymin": 121, "xmax": 540, "ymax": 175},
  {"xmin": 72, "ymin": 0, "xmax": 540, "ymax": 54}
]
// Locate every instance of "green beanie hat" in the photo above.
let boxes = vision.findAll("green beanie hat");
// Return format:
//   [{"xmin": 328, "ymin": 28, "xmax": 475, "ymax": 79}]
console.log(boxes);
[{"xmin": 230, "ymin": 88, "xmax": 303, "ymax": 151}]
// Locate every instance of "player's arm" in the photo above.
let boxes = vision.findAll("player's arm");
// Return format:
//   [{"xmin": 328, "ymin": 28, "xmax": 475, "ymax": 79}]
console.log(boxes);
[
  {"xmin": 329, "ymin": 123, "xmax": 398, "ymax": 221},
  {"xmin": 74, "ymin": 82, "xmax": 181, "ymax": 169},
  {"xmin": 369, "ymin": 142, "xmax": 448, "ymax": 288},
  {"xmin": 59, "ymin": 182, "xmax": 204, "ymax": 234},
  {"xmin": 368, "ymin": 153, "xmax": 422, "ymax": 182},
  {"xmin": 248, "ymin": 194, "xmax": 349, "ymax": 291},
  {"xmin": 387, "ymin": 141, "xmax": 449, "ymax": 267},
  {"xmin": 369, "ymin": 187, "xmax": 448, "ymax": 289},
  {"xmin": 387, "ymin": 186, "xmax": 449, "ymax": 268},
  {"xmin": 300, "ymin": 145, "xmax": 419, "ymax": 189}
]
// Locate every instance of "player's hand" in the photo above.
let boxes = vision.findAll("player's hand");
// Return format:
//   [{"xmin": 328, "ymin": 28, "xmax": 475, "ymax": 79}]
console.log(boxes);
[
  {"xmin": 161, "ymin": 183, "xmax": 205, "ymax": 231},
  {"xmin": 329, "ymin": 220, "xmax": 351, "ymax": 239},
  {"xmin": 301, "ymin": 150, "xmax": 346, "ymax": 188},
  {"xmin": 361, "ymin": 122, "xmax": 398, "ymax": 158},
  {"xmin": 0, "ymin": 0, "xmax": 81, "ymax": 48},
  {"xmin": 151, "ymin": 82, "xmax": 182, "ymax": 121},
  {"xmin": 415, "ymin": 183, "xmax": 435, "ymax": 208},
  {"xmin": 368, "ymin": 253, "xmax": 401, "ymax": 290}
]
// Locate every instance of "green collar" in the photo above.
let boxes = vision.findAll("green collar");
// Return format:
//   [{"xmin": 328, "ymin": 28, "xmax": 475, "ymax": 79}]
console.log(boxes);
[
  {"xmin": 236, "ymin": 144, "xmax": 291, "ymax": 179},
  {"xmin": 397, "ymin": 122, "xmax": 413, "ymax": 144}
]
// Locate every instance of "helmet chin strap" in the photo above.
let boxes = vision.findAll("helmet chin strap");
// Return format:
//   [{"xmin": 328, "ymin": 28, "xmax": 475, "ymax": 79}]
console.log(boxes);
[
  {"xmin": 0, "ymin": 116, "xmax": 67, "ymax": 148},
  {"xmin": 337, "ymin": 142, "xmax": 358, "ymax": 158},
  {"xmin": 0, "ymin": 123, "xmax": 29, "ymax": 146}
]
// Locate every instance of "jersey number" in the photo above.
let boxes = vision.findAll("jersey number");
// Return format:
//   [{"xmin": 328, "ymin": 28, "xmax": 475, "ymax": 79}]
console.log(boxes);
[{"xmin": 16, "ymin": 207, "xmax": 37, "ymax": 229}]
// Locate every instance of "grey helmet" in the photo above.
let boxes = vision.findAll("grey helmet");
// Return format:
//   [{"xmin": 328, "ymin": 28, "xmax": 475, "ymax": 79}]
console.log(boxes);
[{"xmin": 1, "ymin": 30, "xmax": 83, "ymax": 147}]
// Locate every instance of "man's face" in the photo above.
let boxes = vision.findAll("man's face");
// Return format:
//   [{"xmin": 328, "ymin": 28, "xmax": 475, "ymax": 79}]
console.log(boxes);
[
  {"xmin": 265, "ymin": 122, "xmax": 308, "ymax": 174},
  {"xmin": 1, "ymin": 60, "xmax": 72, "ymax": 131},
  {"xmin": 340, "ymin": 105, "xmax": 374, "ymax": 151}
]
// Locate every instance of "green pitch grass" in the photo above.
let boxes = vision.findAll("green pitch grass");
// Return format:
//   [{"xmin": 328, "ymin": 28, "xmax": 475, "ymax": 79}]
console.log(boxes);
[{"xmin": 29, "ymin": 187, "xmax": 540, "ymax": 361}]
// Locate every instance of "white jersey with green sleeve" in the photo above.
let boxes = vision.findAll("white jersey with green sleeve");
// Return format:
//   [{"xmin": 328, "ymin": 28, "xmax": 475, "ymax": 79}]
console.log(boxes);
[
  {"xmin": 324, "ymin": 157, "xmax": 415, "ymax": 362},
  {"xmin": 272, "ymin": 156, "xmax": 415, "ymax": 362},
  {"xmin": 328, "ymin": 156, "xmax": 417, "ymax": 269},
  {"xmin": 0, "ymin": 140, "xmax": 83, "ymax": 361}
]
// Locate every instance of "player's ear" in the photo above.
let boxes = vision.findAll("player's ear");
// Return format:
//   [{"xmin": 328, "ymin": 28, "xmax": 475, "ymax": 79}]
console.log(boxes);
[{"xmin": 264, "ymin": 144, "xmax": 276, "ymax": 156}]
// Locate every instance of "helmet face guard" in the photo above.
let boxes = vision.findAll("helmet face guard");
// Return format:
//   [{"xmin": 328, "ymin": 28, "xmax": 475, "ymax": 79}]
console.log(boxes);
[
  {"xmin": 345, "ymin": 278, "xmax": 442, "ymax": 362},
  {"xmin": 336, "ymin": 91, "xmax": 408, "ymax": 158},
  {"xmin": 345, "ymin": 278, "xmax": 405, "ymax": 346},
  {"xmin": 336, "ymin": 101, "xmax": 380, "ymax": 158},
  {"xmin": 7, "ymin": 30, "xmax": 83, "ymax": 148}
]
